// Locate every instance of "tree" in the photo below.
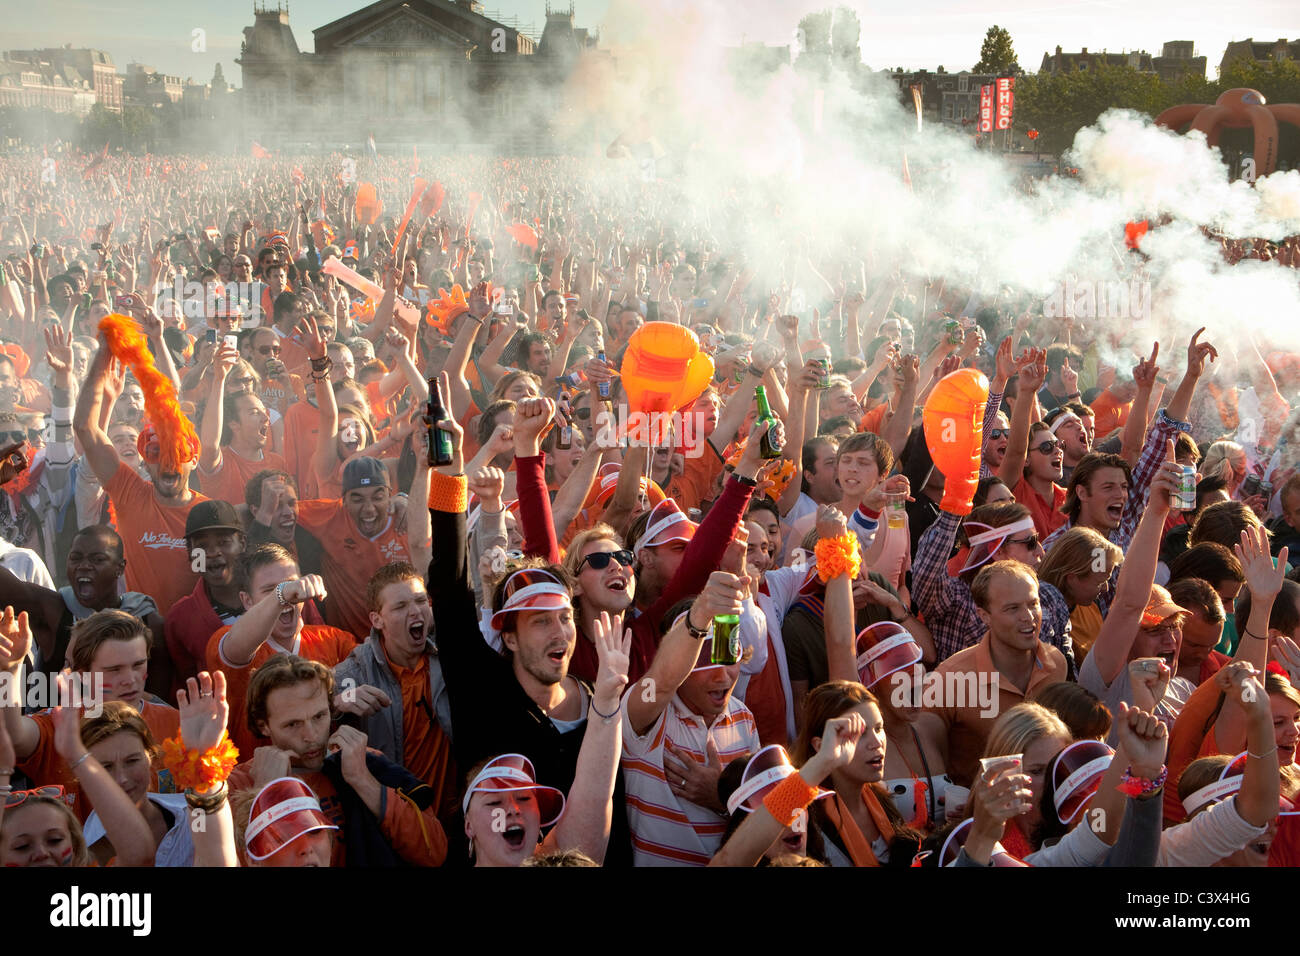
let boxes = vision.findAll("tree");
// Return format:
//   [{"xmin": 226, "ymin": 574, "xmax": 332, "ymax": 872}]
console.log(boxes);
[
  {"xmin": 796, "ymin": 10, "xmax": 832, "ymax": 59},
  {"xmin": 974, "ymin": 25, "xmax": 1018, "ymax": 74},
  {"xmin": 830, "ymin": 6, "xmax": 862, "ymax": 65}
]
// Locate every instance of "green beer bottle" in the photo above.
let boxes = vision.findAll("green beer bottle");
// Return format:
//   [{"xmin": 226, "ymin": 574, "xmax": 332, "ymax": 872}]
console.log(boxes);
[{"xmin": 755, "ymin": 385, "xmax": 782, "ymax": 459}]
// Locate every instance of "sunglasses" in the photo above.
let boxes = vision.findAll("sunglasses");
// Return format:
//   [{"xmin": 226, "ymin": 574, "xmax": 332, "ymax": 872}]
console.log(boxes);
[
  {"xmin": 1005, "ymin": 534, "xmax": 1041, "ymax": 551},
  {"xmin": 257, "ymin": 345, "xmax": 282, "ymax": 356},
  {"xmin": 1032, "ymin": 439, "xmax": 1066, "ymax": 455},
  {"xmin": 987, "ymin": 428, "xmax": 1009, "ymax": 441},
  {"xmin": 579, "ymin": 549, "xmax": 634, "ymax": 572},
  {"xmin": 5, "ymin": 785, "xmax": 67, "ymax": 808},
  {"xmin": 0, "ymin": 430, "xmax": 26, "ymax": 445},
  {"xmin": 572, "ymin": 406, "xmax": 592, "ymax": 421}
]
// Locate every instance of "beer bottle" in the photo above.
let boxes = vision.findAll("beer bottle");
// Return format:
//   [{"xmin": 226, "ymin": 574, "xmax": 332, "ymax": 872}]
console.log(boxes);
[
  {"xmin": 755, "ymin": 385, "xmax": 781, "ymax": 459},
  {"xmin": 597, "ymin": 349, "xmax": 611, "ymax": 399},
  {"xmin": 425, "ymin": 377, "xmax": 454, "ymax": 467},
  {"xmin": 556, "ymin": 391, "xmax": 573, "ymax": 450},
  {"xmin": 711, "ymin": 614, "xmax": 741, "ymax": 665}
]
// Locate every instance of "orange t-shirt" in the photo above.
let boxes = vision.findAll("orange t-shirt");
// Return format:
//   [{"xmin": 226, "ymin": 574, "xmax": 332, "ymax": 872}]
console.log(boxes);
[
  {"xmin": 296, "ymin": 500, "xmax": 412, "ymax": 638},
  {"xmin": 205, "ymin": 622, "xmax": 359, "ymax": 757},
  {"xmin": 1090, "ymin": 390, "xmax": 1132, "ymax": 442},
  {"xmin": 859, "ymin": 403, "xmax": 888, "ymax": 437},
  {"xmin": 19, "ymin": 700, "xmax": 180, "ymax": 821},
  {"xmin": 105, "ymin": 461, "xmax": 209, "ymax": 615},
  {"xmin": 199, "ymin": 446, "xmax": 287, "ymax": 508},
  {"xmin": 1012, "ymin": 476, "xmax": 1067, "ymax": 540},
  {"xmin": 259, "ymin": 373, "xmax": 306, "ymax": 420},
  {"xmin": 385, "ymin": 647, "xmax": 455, "ymax": 816},
  {"xmin": 667, "ymin": 440, "xmax": 724, "ymax": 512}
]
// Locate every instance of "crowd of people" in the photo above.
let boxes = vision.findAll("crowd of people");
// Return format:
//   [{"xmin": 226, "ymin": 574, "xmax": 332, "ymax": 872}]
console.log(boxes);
[{"xmin": 1, "ymin": 148, "xmax": 1299, "ymax": 868}]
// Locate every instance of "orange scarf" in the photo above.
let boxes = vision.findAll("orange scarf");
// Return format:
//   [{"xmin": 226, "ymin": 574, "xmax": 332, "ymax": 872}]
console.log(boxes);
[{"xmin": 821, "ymin": 784, "xmax": 896, "ymax": 867}]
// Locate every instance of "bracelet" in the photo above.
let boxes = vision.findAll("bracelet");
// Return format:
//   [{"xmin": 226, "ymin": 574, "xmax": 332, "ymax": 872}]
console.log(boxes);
[
  {"xmin": 590, "ymin": 698, "xmax": 621, "ymax": 721},
  {"xmin": 1248, "ymin": 745, "xmax": 1278, "ymax": 759},
  {"xmin": 746, "ymin": 364, "xmax": 764, "ymax": 378},
  {"xmin": 1116, "ymin": 764, "xmax": 1168, "ymax": 796},
  {"xmin": 184, "ymin": 782, "xmax": 229, "ymax": 814},
  {"xmin": 732, "ymin": 473, "xmax": 757, "ymax": 488},
  {"xmin": 1245, "ymin": 628, "xmax": 1267, "ymax": 641},
  {"xmin": 68, "ymin": 752, "xmax": 92, "ymax": 773},
  {"xmin": 310, "ymin": 355, "xmax": 332, "ymax": 373},
  {"xmin": 275, "ymin": 581, "xmax": 291, "ymax": 607},
  {"xmin": 684, "ymin": 607, "xmax": 711, "ymax": 640}
]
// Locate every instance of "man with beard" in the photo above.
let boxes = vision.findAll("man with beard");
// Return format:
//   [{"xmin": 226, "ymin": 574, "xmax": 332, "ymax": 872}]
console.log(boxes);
[
  {"xmin": 73, "ymin": 344, "xmax": 207, "ymax": 615},
  {"xmin": 0, "ymin": 525, "xmax": 163, "ymax": 681},
  {"xmin": 205, "ymin": 544, "xmax": 358, "ymax": 755},
  {"xmin": 334, "ymin": 562, "xmax": 455, "ymax": 816},
  {"xmin": 197, "ymin": 343, "xmax": 286, "ymax": 506},
  {"xmin": 295, "ymin": 456, "xmax": 412, "ymax": 637},
  {"xmin": 226, "ymin": 654, "xmax": 447, "ymax": 867}
]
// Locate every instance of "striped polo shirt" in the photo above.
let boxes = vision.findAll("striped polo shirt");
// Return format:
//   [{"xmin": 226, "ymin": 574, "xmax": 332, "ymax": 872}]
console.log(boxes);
[{"xmin": 621, "ymin": 693, "xmax": 760, "ymax": 866}]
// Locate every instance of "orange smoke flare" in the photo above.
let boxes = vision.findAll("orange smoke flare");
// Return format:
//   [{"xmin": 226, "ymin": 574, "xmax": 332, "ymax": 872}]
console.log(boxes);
[{"xmin": 98, "ymin": 313, "xmax": 199, "ymax": 470}]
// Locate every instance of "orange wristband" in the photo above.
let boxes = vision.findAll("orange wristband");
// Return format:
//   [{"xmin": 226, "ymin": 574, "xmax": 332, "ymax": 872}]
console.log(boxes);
[
  {"xmin": 428, "ymin": 471, "xmax": 468, "ymax": 513},
  {"xmin": 762, "ymin": 771, "xmax": 819, "ymax": 827}
]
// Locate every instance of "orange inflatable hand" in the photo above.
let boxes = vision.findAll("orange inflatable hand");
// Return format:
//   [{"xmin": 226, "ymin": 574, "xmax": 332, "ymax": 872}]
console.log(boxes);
[{"xmin": 922, "ymin": 368, "xmax": 989, "ymax": 516}]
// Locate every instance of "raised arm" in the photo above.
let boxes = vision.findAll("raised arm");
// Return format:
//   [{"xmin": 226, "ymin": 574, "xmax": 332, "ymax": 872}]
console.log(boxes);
[
  {"xmin": 817, "ymin": 508, "xmax": 861, "ymax": 686},
  {"xmin": 551, "ymin": 439, "xmax": 606, "ymax": 540},
  {"xmin": 626, "ymin": 571, "xmax": 746, "ymax": 737},
  {"xmin": 52, "ymin": 674, "xmax": 156, "ymax": 866},
  {"xmin": 72, "ymin": 343, "xmax": 122, "ymax": 486},
  {"xmin": 997, "ymin": 350, "xmax": 1046, "ymax": 489},
  {"xmin": 512, "ymin": 397, "xmax": 561, "ymax": 562},
  {"xmin": 1120, "ymin": 344, "xmax": 1159, "ymax": 467},
  {"xmin": 199, "ymin": 343, "xmax": 238, "ymax": 474},
  {"xmin": 551, "ymin": 614, "xmax": 629, "ymax": 864},
  {"xmin": 217, "ymin": 576, "xmax": 326, "ymax": 668},
  {"xmin": 177, "ymin": 672, "xmax": 238, "ymax": 867},
  {"xmin": 0, "ymin": 608, "xmax": 40, "ymax": 761},
  {"xmin": 1089, "ymin": 440, "xmax": 1179, "ymax": 685}
]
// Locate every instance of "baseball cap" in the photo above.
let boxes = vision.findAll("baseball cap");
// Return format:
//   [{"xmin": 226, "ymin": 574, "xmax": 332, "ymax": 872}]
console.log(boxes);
[
  {"xmin": 341, "ymin": 456, "xmax": 389, "ymax": 494},
  {"xmin": 185, "ymin": 500, "xmax": 243, "ymax": 539},
  {"xmin": 245, "ymin": 777, "xmax": 338, "ymax": 862}
]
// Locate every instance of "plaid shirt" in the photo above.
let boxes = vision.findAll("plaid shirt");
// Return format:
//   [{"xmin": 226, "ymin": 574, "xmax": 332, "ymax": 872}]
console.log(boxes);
[
  {"xmin": 1042, "ymin": 409, "xmax": 1187, "ymax": 616},
  {"xmin": 979, "ymin": 389, "xmax": 1005, "ymax": 481},
  {"xmin": 913, "ymin": 509, "xmax": 1074, "ymax": 668}
]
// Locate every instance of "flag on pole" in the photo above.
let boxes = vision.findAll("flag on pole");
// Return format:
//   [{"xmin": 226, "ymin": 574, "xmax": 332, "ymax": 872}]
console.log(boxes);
[
  {"xmin": 367, "ymin": 134, "xmax": 378, "ymax": 162},
  {"xmin": 82, "ymin": 143, "xmax": 109, "ymax": 180},
  {"xmin": 251, "ymin": 141, "xmax": 271, "ymax": 159}
]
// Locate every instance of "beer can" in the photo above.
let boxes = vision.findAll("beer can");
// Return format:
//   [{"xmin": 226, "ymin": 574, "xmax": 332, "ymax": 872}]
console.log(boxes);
[
  {"xmin": 1173, "ymin": 464, "xmax": 1196, "ymax": 511},
  {"xmin": 711, "ymin": 614, "xmax": 741, "ymax": 665},
  {"xmin": 816, "ymin": 357, "xmax": 832, "ymax": 389}
]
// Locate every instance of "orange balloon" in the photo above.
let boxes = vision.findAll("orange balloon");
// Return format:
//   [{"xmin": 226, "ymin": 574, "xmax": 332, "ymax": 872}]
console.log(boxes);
[
  {"xmin": 621, "ymin": 322, "xmax": 715, "ymax": 421},
  {"xmin": 354, "ymin": 182, "xmax": 383, "ymax": 225},
  {"xmin": 921, "ymin": 368, "xmax": 989, "ymax": 516}
]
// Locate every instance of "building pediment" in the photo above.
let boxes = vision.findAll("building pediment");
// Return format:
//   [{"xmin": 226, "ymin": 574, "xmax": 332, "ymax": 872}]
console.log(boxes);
[{"xmin": 322, "ymin": 4, "xmax": 476, "ymax": 53}]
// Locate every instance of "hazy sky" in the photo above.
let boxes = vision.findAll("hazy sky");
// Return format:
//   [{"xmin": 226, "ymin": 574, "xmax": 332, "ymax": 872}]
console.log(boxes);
[{"xmin": 4, "ymin": 0, "xmax": 1298, "ymax": 83}]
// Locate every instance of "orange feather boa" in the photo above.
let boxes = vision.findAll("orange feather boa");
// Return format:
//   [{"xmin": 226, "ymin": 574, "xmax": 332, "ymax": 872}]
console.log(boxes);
[{"xmin": 98, "ymin": 313, "xmax": 199, "ymax": 470}]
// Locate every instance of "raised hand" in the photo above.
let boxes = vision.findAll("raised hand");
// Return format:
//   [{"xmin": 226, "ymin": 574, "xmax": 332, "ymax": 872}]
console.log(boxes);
[
  {"xmin": 1234, "ymin": 525, "xmax": 1287, "ymax": 602},
  {"xmin": 176, "ymin": 671, "xmax": 230, "ymax": 755},
  {"xmin": 280, "ymin": 575, "xmax": 327, "ymax": 605},
  {"xmin": 815, "ymin": 504, "xmax": 849, "ymax": 541},
  {"xmin": 1115, "ymin": 702, "xmax": 1168, "ymax": 780},
  {"xmin": 591, "ymin": 615, "xmax": 632, "ymax": 714},
  {"xmin": 994, "ymin": 335, "xmax": 1017, "ymax": 384},
  {"xmin": 295, "ymin": 312, "xmax": 330, "ymax": 360},
  {"xmin": 0, "ymin": 606, "xmax": 31, "ymax": 675},
  {"xmin": 51, "ymin": 671, "xmax": 88, "ymax": 765},
  {"xmin": 1271, "ymin": 635, "xmax": 1300, "ymax": 688},
  {"xmin": 43, "ymin": 324, "xmax": 74, "ymax": 378},
  {"xmin": 1185, "ymin": 327, "xmax": 1218, "ymax": 378},
  {"xmin": 1059, "ymin": 355, "xmax": 1079, "ymax": 396},
  {"xmin": 813, "ymin": 711, "xmax": 866, "ymax": 772},
  {"xmin": 468, "ymin": 464, "xmax": 506, "ymax": 513},
  {"xmin": 692, "ymin": 570, "xmax": 747, "ymax": 624},
  {"xmin": 1127, "ymin": 658, "xmax": 1171, "ymax": 713},
  {"xmin": 1216, "ymin": 661, "xmax": 1269, "ymax": 719},
  {"xmin": 1132, "ymin": 342, "xmax": 1160, "ymax": 390},
  {"xmin": 971, "ymin": 761, "xmax": 1033, "ymax": 830}
]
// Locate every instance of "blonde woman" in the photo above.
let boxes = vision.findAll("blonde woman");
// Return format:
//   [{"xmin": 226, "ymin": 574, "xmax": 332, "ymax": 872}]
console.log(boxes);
[{"xmin": 1039, "ymin": 527, "xmax": 1123, "ymax": 665}]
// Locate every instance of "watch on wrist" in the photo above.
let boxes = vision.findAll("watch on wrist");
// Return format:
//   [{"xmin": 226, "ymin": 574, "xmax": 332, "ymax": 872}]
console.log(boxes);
[{"xmin": 685, "ymin": 606, "xmax": 710, "ymax": 640}]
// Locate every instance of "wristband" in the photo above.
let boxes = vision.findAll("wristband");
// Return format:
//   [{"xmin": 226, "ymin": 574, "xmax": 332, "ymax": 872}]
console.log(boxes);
[
  {"xmin": 310, "ymin": 355, "xmax": 331, "ymax": 373},
  {"xmin": 732, "ymin": 473, "xmax": 758, "ymax": 488},
  {"xmin": 68, "ymin": 752, "xmax": 91, "ymax": 773},
  {"xmin": 685, "ymin": 606, "xmax": 711, "ymax": 640},
  {"xmin": 428, "ymin": 471, "xmax": 468, "ymax": 513},
  {"xmin": 762, "ymin": 771, "xmax": 820, "ymax": 827},
  {"xmin": 1245, "ymin": 628, "xmax": 1267, "ymax": 641},
  {"xmin": 590, "ymin": 698, "xmax": 621, "ymax": 722},
  {"xmin": 1156, "ymin": 408, "xmax": 1192, "ymax": 434},
  {"xmin": 1116, "ymin": 764, "xmax": 1168, "ymax": 797}
]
